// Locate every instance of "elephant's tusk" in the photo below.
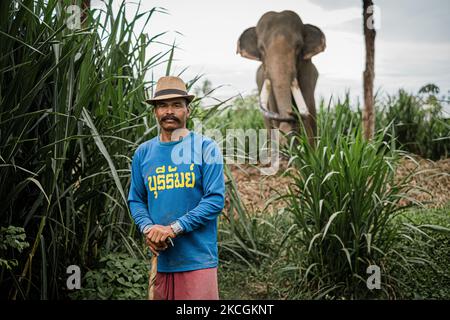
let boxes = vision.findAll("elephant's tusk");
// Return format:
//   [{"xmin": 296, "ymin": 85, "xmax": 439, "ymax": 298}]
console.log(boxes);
[
  {"xmin": 260, "ymin": 78, "xmax": 270, "ymax": 109},
  {"xmin": 259, "ymin": 79, "xmax": 296, "ymax": 122},
  {"xmin": 291, "ymin": 78, "xmax": 310, "ymax": 116}
]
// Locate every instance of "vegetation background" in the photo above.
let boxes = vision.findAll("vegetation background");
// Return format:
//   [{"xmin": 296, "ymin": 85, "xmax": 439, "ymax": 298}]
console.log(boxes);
[{"xmin": 1, "ymin": 0, "xmax": 448, "ymax": 300}]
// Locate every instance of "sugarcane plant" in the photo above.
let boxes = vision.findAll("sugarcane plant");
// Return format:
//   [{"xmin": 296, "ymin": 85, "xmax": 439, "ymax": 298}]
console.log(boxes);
[
  {"xmin": 279, "ymin": 101, "xmax": 435, "ymax": 299},
  {"xmin": 0, "ymin": 0, "xmax": 173, "ymax": 299}
]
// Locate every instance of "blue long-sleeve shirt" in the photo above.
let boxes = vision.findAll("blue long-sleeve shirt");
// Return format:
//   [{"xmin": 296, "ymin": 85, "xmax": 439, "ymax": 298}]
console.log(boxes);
[{"xmin": 127, "ymin": 131, "xmax": 225, "ymax": 272}]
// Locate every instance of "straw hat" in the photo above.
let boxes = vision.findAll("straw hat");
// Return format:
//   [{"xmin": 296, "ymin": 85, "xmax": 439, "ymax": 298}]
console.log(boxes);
[{"xmin": 146, "ymin": 76, "xmax": 195, "ymax": 105}]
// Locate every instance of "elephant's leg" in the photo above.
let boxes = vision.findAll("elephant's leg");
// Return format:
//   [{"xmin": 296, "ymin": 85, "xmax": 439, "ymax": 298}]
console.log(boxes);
[{"xmin": 296, "ymin": 59, "xmax": 319, "ymax": 145}]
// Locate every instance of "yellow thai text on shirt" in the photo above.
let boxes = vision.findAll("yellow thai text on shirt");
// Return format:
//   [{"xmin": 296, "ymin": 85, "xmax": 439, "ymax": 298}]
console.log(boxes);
[{"xmin": 147, "ymin": 163, "xmax": 196, "ymax": 199}]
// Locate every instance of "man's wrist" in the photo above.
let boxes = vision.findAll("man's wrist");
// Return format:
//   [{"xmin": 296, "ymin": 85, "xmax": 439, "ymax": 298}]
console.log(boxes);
[
  {"xmin": 143, "ymin": 224, "xmax": 154, "ymax": 235},
  {"xmin": 169, "ymin": 220, "xmax": 184, "ymax": 236}
]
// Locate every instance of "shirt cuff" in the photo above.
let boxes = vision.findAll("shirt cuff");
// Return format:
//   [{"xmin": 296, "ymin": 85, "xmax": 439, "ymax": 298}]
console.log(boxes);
[{"xmin": 142, "ymin": 224, "xmax": 154, "ymax": 234}]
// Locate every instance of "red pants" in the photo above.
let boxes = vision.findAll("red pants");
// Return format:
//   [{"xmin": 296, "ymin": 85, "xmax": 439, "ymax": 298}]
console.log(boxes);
[{"xmin": 153, "ymin": 267, "xmax": 219, "ymax": 300}]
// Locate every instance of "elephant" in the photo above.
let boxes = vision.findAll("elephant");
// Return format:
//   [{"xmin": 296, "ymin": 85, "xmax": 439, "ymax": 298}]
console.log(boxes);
[{"xmin": 237, "ymin": 10, "xmax": 326, "ymax": 145}]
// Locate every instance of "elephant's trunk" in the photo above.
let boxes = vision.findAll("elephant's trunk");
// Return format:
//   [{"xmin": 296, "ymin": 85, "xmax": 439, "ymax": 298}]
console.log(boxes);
[
  {"xmin": 259, "ymin": 79, "xmax": 295, "ymax": 122},
  {"xmin": 261, "ymin": 47, "xmax": 299, "ymax": 127}
]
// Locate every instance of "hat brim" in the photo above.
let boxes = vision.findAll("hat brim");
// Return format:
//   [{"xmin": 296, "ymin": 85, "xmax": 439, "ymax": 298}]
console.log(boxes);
[{"xmin": 145, "ymin": 93, "xmax": 196, "ymax": 105}]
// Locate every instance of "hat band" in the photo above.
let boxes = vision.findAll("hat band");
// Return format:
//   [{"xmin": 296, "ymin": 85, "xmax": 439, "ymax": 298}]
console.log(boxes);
[{"xmin": 154, "ymin": 88, "xmax": 188, "ymax": 97}]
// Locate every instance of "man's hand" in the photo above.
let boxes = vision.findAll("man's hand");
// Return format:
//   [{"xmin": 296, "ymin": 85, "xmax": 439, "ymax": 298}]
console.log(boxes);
[
  {"xmin": 144, "ymin": 226, "xmax": 171, "ymax": 256},
  {"xmin": 147, "ymin": 225, "xmax": 176, "ymax": 244},
  {"xmin": 146, "ymin": 238, "xmax": 167, "ymax": 256}
]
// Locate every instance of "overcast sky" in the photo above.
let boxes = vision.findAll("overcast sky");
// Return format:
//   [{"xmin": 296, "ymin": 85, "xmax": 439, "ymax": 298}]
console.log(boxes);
[{"xmin": 92, "ymin": 0, "xmax": 450, "ymax": 112}]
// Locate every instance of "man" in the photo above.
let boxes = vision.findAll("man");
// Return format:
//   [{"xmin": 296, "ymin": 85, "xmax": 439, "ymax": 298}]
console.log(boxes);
[{"xmin": 127, "ymin": 76, "xmax": 225, "ymax": 300}]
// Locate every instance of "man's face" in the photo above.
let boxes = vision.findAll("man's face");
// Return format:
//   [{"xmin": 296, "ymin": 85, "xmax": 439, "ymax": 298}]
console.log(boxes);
[{"xmin": 154, "ymin": 97, "xmax": 190, "ymax": 132}]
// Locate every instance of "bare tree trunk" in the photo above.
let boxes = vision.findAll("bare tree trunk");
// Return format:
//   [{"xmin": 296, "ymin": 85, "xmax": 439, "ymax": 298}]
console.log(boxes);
[
  {"xmin": 81, "ymin": 0, "xmax": 90, "ymax": 27},
  {"xmin": 363, "ymin": 0, "xmax": 376, "ymax": 140}
]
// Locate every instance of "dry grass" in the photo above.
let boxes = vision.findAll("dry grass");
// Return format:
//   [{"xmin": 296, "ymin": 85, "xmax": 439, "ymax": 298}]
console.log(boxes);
[
  {"xmin": 226, "ymin": 155, "xmax": 450, "ymax": 213},
  {"xmin": 396, "ymin": 156, "xmax": 450, "ymax": 208}
]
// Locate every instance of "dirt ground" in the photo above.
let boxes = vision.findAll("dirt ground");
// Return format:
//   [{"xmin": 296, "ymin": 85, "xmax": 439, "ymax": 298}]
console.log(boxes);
[{"xmin": 227, "ymin": 156, "xmax": 450, "ymax": 213}]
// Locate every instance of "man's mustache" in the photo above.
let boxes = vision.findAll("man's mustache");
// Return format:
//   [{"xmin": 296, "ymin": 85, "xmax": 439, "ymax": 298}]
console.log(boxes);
[{"xmin": 161, "ymin": 115, "xmax": 180, "ymax": 123}]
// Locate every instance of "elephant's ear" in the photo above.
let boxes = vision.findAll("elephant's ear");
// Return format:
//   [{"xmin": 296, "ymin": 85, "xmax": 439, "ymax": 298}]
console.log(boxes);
[
  {"xmin": 302, "ymin": 24, "xmax": 326, "ymax": 60},
  {"xmin": 237, "ymin": 27, "xmax": 260, "ymax": 61}
]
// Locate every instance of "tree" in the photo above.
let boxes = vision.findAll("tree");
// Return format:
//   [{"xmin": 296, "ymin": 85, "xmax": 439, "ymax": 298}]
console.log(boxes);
[
  {"xmin": 81, "ymin": 0, "xmax": 90, "ymax": 27},
  {"xmin": 362, "ymin": 0, "xmax": 376, "ymax": 140}
]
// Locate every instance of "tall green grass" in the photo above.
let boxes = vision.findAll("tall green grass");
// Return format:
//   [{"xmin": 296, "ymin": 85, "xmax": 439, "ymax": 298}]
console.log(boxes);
[
  {"xmin": 378, "ymin": 86, "xmax": 450, "ymax": 160},
  {"xmin": 0, "ymin": 0, "xmax": 171, "ymax": 299},
  {"xmin": 217, "ymin": 97, "xmax": 449, "ymax": 299},
  {"xmin": 2, "ymin": 0, "xmax": 447, "ymax": 301},
  {"xmin": 279, "ymin": 103, "xmax": 432, "ymax": 299},
  {"xmin": 213, "ymin": 86, "xmax": 449, "ymax": 161}
]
